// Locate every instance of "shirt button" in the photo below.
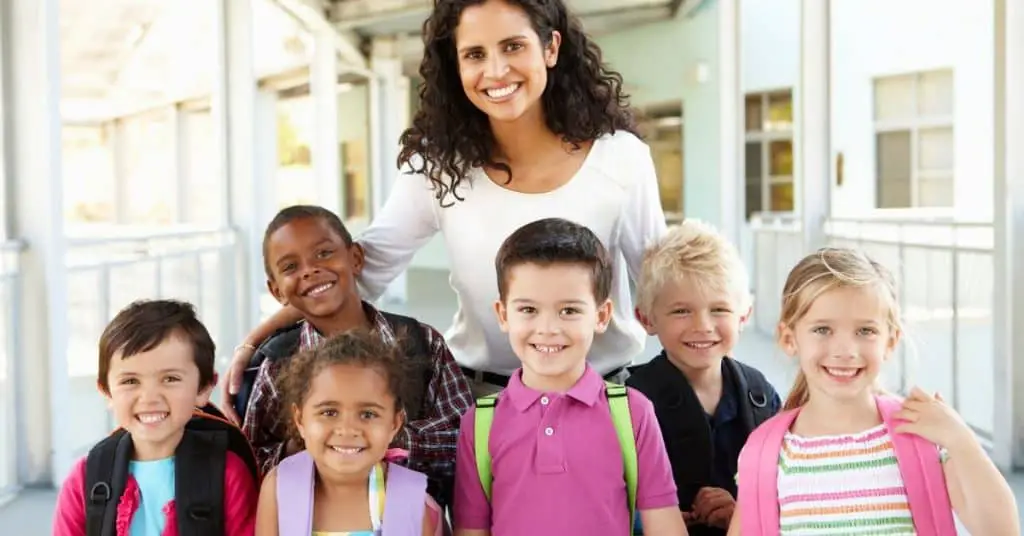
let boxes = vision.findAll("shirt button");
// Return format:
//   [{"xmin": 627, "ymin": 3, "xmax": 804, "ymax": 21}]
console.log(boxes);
[
  {"xmin": 540, "ymin": 396, "xmax": 549, "ymax": 405},
  {"xmin": 544, "ymin": 427, "xmax": 554, "ymax": 436}
]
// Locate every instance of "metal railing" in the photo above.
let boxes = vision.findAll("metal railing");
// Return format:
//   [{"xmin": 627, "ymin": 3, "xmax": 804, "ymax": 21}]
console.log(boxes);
[
  {"xmin": 64, "ymin": 227, "xmax": 240, "ymax": 458},
  {"xmin": 751, "ymin": 213, "xmax": 995, "ymax": 440}
]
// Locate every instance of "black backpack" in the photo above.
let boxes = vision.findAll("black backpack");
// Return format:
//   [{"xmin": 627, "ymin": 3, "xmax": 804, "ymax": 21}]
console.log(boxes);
[
  {"xmin": 232, "ymin": 312, "xmax": 432, "ymax": 422},
  {"xmin": 84, "ymin": 404, "xmax": 260, "ymax": 536}
]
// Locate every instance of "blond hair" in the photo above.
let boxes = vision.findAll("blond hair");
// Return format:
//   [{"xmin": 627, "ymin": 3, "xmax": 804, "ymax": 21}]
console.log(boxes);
[
  {"xmin": 779, "ymin": 247, "xmax": 902, "ymax": 410},
  {"xmin": 637, "ymin": 219, "xmax": 751, "ymax": 316}
]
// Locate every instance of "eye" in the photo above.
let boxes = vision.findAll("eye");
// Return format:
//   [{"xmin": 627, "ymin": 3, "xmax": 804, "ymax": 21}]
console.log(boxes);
[
  {"xmin": 560, "ymin": 307, "xmax": 581, "ymax": 316},
  {"xmin": 858, "ymin": 327, "xmax": 879, "ymax": 336},
  {"xmin": 712, "ymin": 307, "xmax": 732, "ymax": 314},
  {"xmin": 670, "ymin": 308, "xmax": 690, "ymax": 315},
  {"xmin": 316, "ymin": 249, "xmax": 333, "ymax": 259},
  {"xmin": 360, "ymin": 410, "xmax": 379, "ymax": 420},
  {"xmin": 281, "ymin": 263, "xmax": 296, "ymax": 274},
  {"xmin": 162, "ymin": 375, "xmax": 181, "ymax": 383},
  {"xmin": 120, "ymin": 378, "xmax": 139, "ymax": 386},
  {"xmin": 319, "ymin": 409, "xmax": 337, "ymax": 418},
  {"xmin": 812, "ymin": 326, "xmax": 831, "ymax": 335},
  {"xmin": 464, "ymin": 50, "xmax": 484, "ymax": 61},
  {"xmin": 505, "ymin": 42, "xmax": 524, "ymax": 53},
  {"xmin": 517, "ymin": 306, "xmax": 536, "ymax": 314}
]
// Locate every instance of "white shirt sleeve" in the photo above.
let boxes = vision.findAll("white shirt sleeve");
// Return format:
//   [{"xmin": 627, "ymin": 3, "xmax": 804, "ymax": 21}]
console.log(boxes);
[
  {"xmin": 356, "ymin": 173, "xmax": 441, "ymax": 300},
  {"xmin": 616, "ymin": 142, "xmax": 668, "ymax": 285}
]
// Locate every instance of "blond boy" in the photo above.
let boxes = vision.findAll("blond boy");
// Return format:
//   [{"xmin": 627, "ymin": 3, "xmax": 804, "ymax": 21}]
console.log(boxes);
[{"xmin": 626, "ymin": 220, "xmax": 782, "ymax": 536}]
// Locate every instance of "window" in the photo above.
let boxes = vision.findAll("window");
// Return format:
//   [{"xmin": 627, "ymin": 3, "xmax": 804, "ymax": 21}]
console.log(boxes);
[
  {"xmin": 874, "ymin": 70, "xmax": 954, "ymax": 208},
  {"xmin": 640, "ymin": 103, "xmax": 684, "ymax": 221},
  {"xmin": 744, "ymin": 91, "xmax": 794, "ymax": 219}
]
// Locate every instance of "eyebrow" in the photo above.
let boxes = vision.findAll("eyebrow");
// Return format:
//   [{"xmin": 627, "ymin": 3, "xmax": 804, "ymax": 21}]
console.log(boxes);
[
  {"xmin": 116, "ymin": 368, "xmax": 187, "ymax": 376},
  {"xmin": 806, "ymin": 318, "xmax": 880, "ymax": 324},
  {"xmin": 457, "ymin": 35, "xmax": 528, "ymax": 54},
  {"xmin": 274, "ymin": 239, "xmax": 335, "ymax": 268},
  {"xmin": 510, "ymin": 298, "xmax": 589, "ymax": 305},
  {"xmin": 312, "ymin": 401, "xmax": 388, "ymax": 410}
]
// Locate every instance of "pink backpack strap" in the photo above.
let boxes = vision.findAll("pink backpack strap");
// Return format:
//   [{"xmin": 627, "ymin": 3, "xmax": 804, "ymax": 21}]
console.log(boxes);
[
  {"xmin": 382, "ymin": 462, "xmax": 428, "ymax": 535},
  {"xmin": 738, "ymin": 408, "xmax": 800, "ymax": 536},
  {"xmin": 275, "ymin": 450, "xmax": 315, "ymax": 536},
  {"xmin": 875, "ymin": 395, "xmax": 958, "ymax": 535}
]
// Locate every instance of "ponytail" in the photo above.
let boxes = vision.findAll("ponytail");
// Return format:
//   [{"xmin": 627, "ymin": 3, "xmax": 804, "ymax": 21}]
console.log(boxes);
[{"xmin": 783, "ymin": 371, "xmax": 809, "ymax": 410}]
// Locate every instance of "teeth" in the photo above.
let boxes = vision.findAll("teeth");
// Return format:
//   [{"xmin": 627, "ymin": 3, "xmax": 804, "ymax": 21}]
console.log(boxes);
[
  {"xmin": 137, "ymin": 413, "xmax": 168, "ymax": 424},
  {"xmin": 685, "ymin": 342, "xmax": 717, "ymax": 349},
  {"xmin": 330, "ymin": 446, "xmax": 363, "ymax": 455},
  {"xmin": 532, "ymin": 344, "xmax": 564, "ymax": 354},
  {"xmin": 486, "ymin": 84, "xmax": 519, "ymax": 98},
  {"xmin": 826, "ymin": 367, "xmax": 859, "ymax": 378},
  {"xmin": 306, "ymin": 282, "xmax": 334, "ymax": 296}
]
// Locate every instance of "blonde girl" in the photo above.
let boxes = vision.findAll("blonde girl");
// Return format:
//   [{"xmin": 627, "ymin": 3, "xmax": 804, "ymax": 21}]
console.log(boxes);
[{"xmin": 728, "ymin": 248, "xmax": 1018, "ymax": 536}]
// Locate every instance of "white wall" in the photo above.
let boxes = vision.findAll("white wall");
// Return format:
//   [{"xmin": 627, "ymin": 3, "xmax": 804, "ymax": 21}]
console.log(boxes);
[
  {"xmin": 830, "ymin": 0, "xmax": 994, "ymax": 219},
  {"xmin": 741, "ymin": 0, "xmax": 800, "ymax": 94}
]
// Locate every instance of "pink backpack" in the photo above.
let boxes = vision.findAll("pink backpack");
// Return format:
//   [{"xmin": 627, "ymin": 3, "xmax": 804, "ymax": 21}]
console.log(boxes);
[{"xmin": 737, "ymin": 395, "xmax": 956, "ymax": 535}]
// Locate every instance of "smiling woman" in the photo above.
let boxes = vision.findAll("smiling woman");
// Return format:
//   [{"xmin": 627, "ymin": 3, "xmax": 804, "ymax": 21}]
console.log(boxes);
[{"xmin": 225, "ymin": 0, "xmax": 668, "ymax": 413}]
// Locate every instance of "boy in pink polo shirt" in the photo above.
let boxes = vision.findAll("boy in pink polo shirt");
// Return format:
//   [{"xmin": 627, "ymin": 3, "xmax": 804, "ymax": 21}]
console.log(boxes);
[{"xmin": 454, "ymin": 218, "xmax": 687, "ymax": 536}]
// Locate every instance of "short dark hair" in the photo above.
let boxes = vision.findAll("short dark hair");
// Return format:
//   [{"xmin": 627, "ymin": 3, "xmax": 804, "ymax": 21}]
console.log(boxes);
[
  {"xmin": 262, "ymin": 205, "xmax": 354, "ymax": 278},
  {"xmin": 98, "ymin": 299, "xmax": 216, "ymax": 393},
  {"xmin": 276, "ymin": 329, "xmax": 411, "ymax": 442},
  {"xmin": 495, "ymin": 218, "xmax": 612, "ymax": 303}
]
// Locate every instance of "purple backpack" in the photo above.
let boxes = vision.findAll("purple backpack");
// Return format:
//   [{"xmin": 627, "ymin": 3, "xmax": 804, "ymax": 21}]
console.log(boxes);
[{"xmin": 276, "ymin": 450, "xmax": 427, "ymax": 535}]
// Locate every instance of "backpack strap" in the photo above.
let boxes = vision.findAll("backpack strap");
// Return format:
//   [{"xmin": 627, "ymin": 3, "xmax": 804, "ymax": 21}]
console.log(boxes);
[
  {"xmin": 875, "ymin": 395, "xmax": 957, "ymax": 535},
  {"xmin": 473, "ymin": 394, "xmax": 499, "ymax": 500},
  {"xmin": 275, "ymin": 450, "xmax": 316, "ymax": 536},
  {"xmin": 737, "ymin": 408, "xmax": 799, "ymax": 536},
  {"xmin": 174, "ymin": 428, "xmax": 228, "ymax": 536},
  {"xmin": 380, "ymin": 312, "xmax": 432, "ymax": 421},
  {"xmin": 604, "ymin": 382, "xmax": 638, "ymax": 530},
  {"xmin": 382, "ymin": 463, "xmax": 428, "ymax": 534},
  {"xmin": 84, "ymin": 432, "xmax": 133, "ymax": 536}
]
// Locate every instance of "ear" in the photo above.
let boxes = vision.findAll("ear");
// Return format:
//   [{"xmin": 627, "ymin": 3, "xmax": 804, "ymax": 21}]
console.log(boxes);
[
  {"xmin": 777, "ymin": 322, "xmax": 797, "ymax": 357},
  {"xmin": 594, "ymin": 298, "xmax": 613, "ymax": 334},
  {"xmin": 738, "ymin": 302, "xmax": 754, "ymax": 331},
  {"xmin": 96, "ymin": 380, "xmax": 112, "ymax": 406},
  {"xmin": 545, "ymin": 30, "xmax": 561, "ymax": 68},
  {"xmin": 349, "ymin": 242, "xmax": 365, "ymax": 277},
  {"xmin": 292, "ymin": 404, "xmax": 307, "ymax": 441},
  {"xmin": 390, "ymin": 408, "xmax": 406, "ymax": 441},
  {"xmin": 195, "ymin": 379, "xmax": 215, "ymax": 408},
  {"xmin": 634, "ymin": 307, "xmax": 657, "ymax": 336},
  {"xmin": 885, "ymin": 327, "xmax": 901, "ymax": 359},
  {"xmin": 494, "ymin": 299, "xmax": 510, "ymax": 332},
  {"xmin": 268, "ymin": 278, "xmax": 287, "ymax": 306}
]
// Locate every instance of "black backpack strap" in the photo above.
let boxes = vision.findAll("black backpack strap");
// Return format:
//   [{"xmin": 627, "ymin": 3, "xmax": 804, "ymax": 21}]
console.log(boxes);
[
  {"xmin": 234, "ymin": 325, "xmax": 302, "ymax": 420},
  {"xmin": 724, "ymin": 357, "xmax": 777, "ymax": 430},
  {"xmin": 174, "ymin": 428, "xmax": 228, "ymax": 536},
  {"xmin": 84, "ymin": 432, "xmax": 133, "ymax": 536},
  {"xmin": 380, "ymin": 312, "xmax": 432, "ymax": 421}
]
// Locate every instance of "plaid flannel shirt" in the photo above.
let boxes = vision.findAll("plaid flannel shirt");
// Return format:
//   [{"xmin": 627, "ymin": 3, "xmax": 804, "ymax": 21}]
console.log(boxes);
[{"xmin": 240, "ymin": 302, "xmax": 473, "ymax": 498}]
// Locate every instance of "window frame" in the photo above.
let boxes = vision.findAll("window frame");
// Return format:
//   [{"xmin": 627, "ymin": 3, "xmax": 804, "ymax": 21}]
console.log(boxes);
[
  {"xmin": 744, "ymin": 89, "xmax": 795, "ymax": 219},
  {"xmin": 873, "ymin": 70, "xmax": 955, "ymax": 209}
]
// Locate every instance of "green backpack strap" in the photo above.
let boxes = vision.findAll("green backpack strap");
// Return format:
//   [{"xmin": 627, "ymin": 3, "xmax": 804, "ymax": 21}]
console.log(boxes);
[
  {"xmin": 474, "ymin": 385, "xmax": 638, "ymax": 534},
  {"xmin": 605, "ymin": 381, "xmax": 639, "ymax": 531},
  {"xmin": 473, "ymin": 394, "xmax": 499, "ymax": 500}
]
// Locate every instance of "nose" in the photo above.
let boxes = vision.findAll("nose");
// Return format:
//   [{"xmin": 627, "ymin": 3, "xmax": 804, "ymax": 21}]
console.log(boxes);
[
  {"xmin": 484, "ymin": 52, "xmax": 510, "ymax": 80},
  {"xmin": 536, "ymin": 311, "xmax": 563, "ymax": 335},
  {"xmin": 693, "ymin": 310, "xmax": 714, "ymax": 332},
  {"xmin": 333, "ymin": 413, "xmax": 364, "ymax": 436},
  {"xmin": 829, "ymin": 332, "xmax": 858, "ymax": 359},
  {"xmin": 299, "ymin": 262, "xmax": 321, "ymax": 279}
]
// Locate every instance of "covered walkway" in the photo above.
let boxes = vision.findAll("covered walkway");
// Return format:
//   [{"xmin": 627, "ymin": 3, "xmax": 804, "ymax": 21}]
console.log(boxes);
[{"xmin": 1, "ymin": 0, "xmax": 1024, "ymax": 532}]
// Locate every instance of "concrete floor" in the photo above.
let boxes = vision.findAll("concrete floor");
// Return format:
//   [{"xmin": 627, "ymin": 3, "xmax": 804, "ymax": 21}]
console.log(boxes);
[{"xmin": 3, "ymin": 268, "xmax": 1022, "ymax": 533}]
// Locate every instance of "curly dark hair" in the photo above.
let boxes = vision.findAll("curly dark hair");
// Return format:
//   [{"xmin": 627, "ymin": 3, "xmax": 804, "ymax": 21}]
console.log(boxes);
[
  {"xmin": 399, "ymin": 0, "xmax": 639, "ymax": 206},
  {"xmin": 276, "ymin": 329, "xmax": 410, "ymax": 441}
]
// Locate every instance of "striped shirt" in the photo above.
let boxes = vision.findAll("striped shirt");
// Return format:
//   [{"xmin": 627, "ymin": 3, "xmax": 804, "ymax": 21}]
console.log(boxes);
[{"xmin": 778, "ymin": 424, "xmax": 916, "ymax": 535}]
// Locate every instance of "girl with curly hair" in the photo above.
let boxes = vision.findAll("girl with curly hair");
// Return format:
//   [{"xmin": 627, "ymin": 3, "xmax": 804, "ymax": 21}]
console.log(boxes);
[{"xmin": 224, "ymin": 0, "xmax": 667, "ymax": 411}]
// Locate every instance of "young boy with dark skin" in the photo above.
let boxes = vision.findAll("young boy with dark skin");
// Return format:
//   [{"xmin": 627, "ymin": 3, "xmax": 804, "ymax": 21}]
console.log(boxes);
[{"xmin": 240, "ymin": 205, "xmax": 473, "ymax": 511}]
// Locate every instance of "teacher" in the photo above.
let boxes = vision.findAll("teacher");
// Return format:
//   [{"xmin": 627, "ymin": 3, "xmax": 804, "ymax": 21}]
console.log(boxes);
[{"xmin": 222, "ymin": 0, "xmax": 667, "ymax": 407}]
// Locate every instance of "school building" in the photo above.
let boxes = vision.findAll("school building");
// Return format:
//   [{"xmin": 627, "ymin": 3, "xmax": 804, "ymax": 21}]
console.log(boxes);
[{"xmin": 1, "ymin": 0, "xmax": 1024, "ymax": 528}]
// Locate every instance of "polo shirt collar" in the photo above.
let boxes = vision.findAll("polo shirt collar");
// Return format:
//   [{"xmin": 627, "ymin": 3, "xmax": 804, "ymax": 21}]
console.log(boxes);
[{"xmin": 504, "ymin": 365, "xmax": 606, "ymax": 412}]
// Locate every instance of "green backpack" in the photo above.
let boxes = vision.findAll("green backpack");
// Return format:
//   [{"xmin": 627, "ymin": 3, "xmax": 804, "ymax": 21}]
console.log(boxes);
[{"xmin": 473, "ymin": 382, "xmax": 640, "ymax": 531}]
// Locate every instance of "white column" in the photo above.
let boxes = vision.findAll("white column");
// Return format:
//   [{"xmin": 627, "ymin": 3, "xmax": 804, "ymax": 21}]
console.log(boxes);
[
  {"xmin": 212, "ymin": 0, "xmax": 273, "ymax": 335},
  {"xmin": 992, "ymin": 0, "xmax": 1024, "ymax": 471},
  {"xmin": 717, "ymin": 0, "xmax": 741, "ymax": 245},
  {"xmin": 797, "ymin": 0, "xmax": 831, "ymax": 251},
  {"xmin": 3, "ymin": 0, "xmax": 69, "ymax": 484},
  {"xmin": 171, "ymin": 105, "xmax": 191, "ymax": 224},
  {"xmin": 370, "ymin": 36, "xmax": 411, "ymax": 304},
  {"xmin": 109, "ymin": 119, "xmax": 130, "ymax": 224},
  {"xmin": 311, "ymin": 27, "xmax": 342, "ymax": 215}
]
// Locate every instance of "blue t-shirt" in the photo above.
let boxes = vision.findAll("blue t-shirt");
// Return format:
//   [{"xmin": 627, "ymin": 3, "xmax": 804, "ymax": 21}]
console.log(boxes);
[{"xmin": 128, "ymin": 457, "xmax": 176, "ymax": 536}]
